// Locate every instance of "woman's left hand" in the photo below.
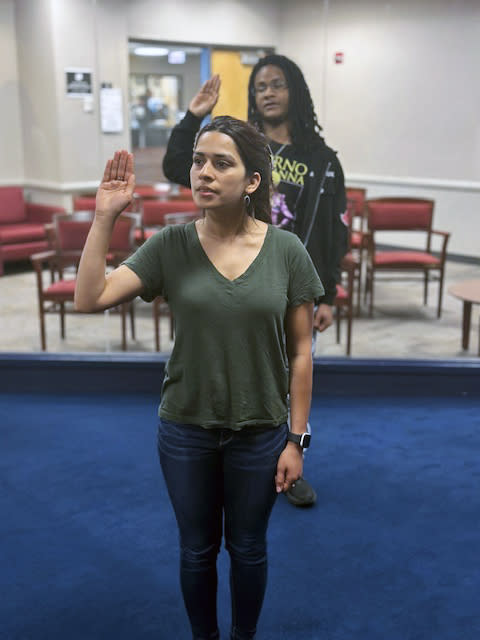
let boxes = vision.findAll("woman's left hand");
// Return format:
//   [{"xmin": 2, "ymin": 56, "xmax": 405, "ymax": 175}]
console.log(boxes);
[{"xmin": 275, "ymin": 443, "xmax": 303, "ymax": 493}]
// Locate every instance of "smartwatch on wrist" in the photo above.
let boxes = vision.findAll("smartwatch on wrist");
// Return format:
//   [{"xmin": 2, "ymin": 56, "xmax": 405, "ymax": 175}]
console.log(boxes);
[{"xmin": 287, "ymin": 431, "xmax": 311, "ymax": 450}]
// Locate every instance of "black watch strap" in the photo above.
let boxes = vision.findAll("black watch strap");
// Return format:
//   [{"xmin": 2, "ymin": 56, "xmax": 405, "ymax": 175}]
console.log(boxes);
[{"xmin": 287, "ymin": 431, "xmax": 311, "ymax": 449}]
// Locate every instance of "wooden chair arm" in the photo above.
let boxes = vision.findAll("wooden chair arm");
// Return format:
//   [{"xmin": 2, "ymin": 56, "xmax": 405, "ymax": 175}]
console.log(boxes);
[
  {"xmin": 30, "ymin": 250, "xmax": 56, "ymax": 271},
  {"xmin": 431, "ymin": 230, "xmax": 450, "ymax": 260}
]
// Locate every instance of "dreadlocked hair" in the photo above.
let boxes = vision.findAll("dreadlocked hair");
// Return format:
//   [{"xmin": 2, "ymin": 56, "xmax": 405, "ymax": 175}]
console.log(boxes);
[
  {"xmin": 248, "ymin": 54, "xmax": 324, "ymax": 152},
  {"xmin": 194, "ymin": 116, "xmax": 272, "ymax": 224}
]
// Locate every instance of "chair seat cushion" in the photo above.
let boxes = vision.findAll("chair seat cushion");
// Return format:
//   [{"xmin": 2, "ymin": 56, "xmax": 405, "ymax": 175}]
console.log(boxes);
[
  {"xmin": 44, "ymin": 279, "xmax": 76, "ymax": 299},
  {"xmin": 374, "ymin": 251, "xmax": 440, "ymax": 267},
  {"xmin": 0, "ymin": 223, "xmax": 47, "ymax": 244}
]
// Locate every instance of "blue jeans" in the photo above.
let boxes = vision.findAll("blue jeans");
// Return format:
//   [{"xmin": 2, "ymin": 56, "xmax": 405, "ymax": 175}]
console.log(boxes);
[{"xmin": 157, "ymin": 419, "xmax": 289, "ymax": 640}]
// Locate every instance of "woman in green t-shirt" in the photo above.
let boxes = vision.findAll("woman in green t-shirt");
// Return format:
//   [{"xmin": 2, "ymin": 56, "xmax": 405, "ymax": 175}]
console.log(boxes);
[{"xmin": 75, "ymin": 116, "xmax": 323, "ymax": 640}]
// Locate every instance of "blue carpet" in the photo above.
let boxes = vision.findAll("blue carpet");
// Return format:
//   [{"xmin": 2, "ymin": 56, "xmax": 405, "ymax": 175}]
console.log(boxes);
[{"xmin": 1, "ymin": 393, "xmax": 480, "ymax": 639}]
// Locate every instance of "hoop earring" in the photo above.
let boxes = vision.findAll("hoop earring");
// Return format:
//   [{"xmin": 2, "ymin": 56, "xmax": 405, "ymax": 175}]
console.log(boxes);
[{"xmin": 244, "ymin": 194, "xmax": 251, "ymax": 207}]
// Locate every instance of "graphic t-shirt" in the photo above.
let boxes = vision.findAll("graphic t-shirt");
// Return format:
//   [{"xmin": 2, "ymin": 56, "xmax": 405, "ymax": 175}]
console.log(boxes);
[{"xmin": 270, "ymin": 141, "xmax": 313, "ymax": 233}]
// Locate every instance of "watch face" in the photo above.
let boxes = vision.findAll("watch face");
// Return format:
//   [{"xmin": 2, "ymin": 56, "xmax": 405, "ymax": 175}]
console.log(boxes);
[
  {"xmin": 288, "ymin": 432, "xmax": 311, "ymax": 448},
  {"xmin": 300, "ymin": 433, "xmax": 311, "ymax": 448}
]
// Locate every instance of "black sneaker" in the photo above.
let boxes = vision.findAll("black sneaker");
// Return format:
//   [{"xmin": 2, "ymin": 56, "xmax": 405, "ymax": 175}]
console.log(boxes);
[{"xmin": 285, "ymin": 477, "xmax": 317, "ymax": 507}]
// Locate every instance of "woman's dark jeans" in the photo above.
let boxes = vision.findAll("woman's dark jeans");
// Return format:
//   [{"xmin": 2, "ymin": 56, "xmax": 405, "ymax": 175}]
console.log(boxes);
[{"xmin": 157, "ymin": 419, "xmax": 288, "ymax": 640}]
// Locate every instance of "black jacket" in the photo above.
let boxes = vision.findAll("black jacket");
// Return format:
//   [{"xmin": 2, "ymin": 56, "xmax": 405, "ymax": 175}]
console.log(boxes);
[{"xmin": 162, "ymin": 111, "xmax": 348, "ymax": 305}]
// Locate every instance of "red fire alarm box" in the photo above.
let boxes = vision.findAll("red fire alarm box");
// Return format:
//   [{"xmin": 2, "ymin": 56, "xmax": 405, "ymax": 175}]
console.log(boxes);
[{"xmin": 334, "ymin": 52, "xmax": 344, "ymax": 64}]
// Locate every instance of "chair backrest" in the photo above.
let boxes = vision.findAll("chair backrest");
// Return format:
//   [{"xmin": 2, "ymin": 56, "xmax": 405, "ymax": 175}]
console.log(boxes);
[
  {"xmin": 54, "ymin": 212, "xmax": 93, "ymax": 252},
  {"xmin": 109, "ymin": 214, "xmax": 137, "ymax": 252},
  {"xmin": 346, "ymin": 187, "xmax": 366, "ymax": 218},
  {"xmin": 134, "ymin": 183, "xmax": 170, "ymax": 199},
  {"xmin": 142, "ymin": 199, "xmax": 199, "ymax": 226},
  {"xmin": 367, "ymin": 198, "xmax": 434, "ymax": 232},
  {"xmin": 53, "ymin": 212, "xmax": 136, "ymax": 254},
  {"xmin": 73, "ymin": 195, "xmax": 138, "ymax": 213},
  {"xmin": 0, "ymin": 186, "xmax": 26, "ymax": 224},
  {"xmin": 73, "ymin": 196, "xmax": 96, "ymax": 212}
]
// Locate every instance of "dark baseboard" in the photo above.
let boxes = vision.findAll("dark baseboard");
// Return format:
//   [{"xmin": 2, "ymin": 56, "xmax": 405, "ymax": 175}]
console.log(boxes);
[{"xmin": 1, "ymin": 353, "xmax": 479, "ymax": 397}]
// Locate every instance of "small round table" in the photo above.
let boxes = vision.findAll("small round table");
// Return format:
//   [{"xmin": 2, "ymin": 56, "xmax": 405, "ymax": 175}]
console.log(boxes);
[{"xmin": 448, "ymin": 279, "xmax": 480, "ymax": 356}]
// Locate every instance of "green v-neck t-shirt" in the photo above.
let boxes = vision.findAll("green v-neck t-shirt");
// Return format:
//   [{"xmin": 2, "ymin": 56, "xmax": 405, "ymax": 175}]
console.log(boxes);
[{"xmin": 124, "ymin": 221, "xmax": 324, "ymax": 430}]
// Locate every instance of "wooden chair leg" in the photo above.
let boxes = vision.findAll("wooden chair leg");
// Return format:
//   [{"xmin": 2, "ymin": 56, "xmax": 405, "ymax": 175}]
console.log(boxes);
[
  {"xmin": 355, "ymin": 265, "xmax": 362, "ymax": 316},
  {"xmin": 121, "ymin": 303, "xmax": 127, "ymax": 350},
  {"xmin": 60, "ymin": 303, "xmax": 66, "ymax": 339},
  {"xmin": 368, "ymin": 269, "xmax": 374, "ymax": 317},
  {"xmin": 153, "ymin": 299, "xmax": 160, "ymax": 352},
  {"xmin": 129, "ymin": 302, "xmax": 136, "ymax": 340},
  {"xmin": 364, "ymin": 266, "xmax": 370, "ymax": 304},
  {"xmin": 437, "ymin": 268, "xmax": 445, "ymax": 318},
  {"xmin": 346, "ymin": 304, "xmax": 353, "ymax": 356},
  {"xmin": 39, "ymin": 304, "xmax": 47, "ymax": 351},
  {"xmin": 423, "ymin": 269, "xmax": 429, "ymax": 305}
]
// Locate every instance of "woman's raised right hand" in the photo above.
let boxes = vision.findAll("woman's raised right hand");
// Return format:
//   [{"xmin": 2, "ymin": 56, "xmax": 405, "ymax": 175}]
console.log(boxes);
[{"xmin": 95, "ymin": 150, "xmax": 136, "ymax": 221}]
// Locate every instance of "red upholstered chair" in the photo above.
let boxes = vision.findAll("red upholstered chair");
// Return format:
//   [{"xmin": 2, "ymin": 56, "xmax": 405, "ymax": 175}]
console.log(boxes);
[
  {"xmin": 30, "ymin": 212, "xmax": 137, "ymax": 351},
  {"xmin": 334, "ymin": 255, "xmax": 355, "ymax": 356},
  {"xmin": 346, "ymin": 187, "xmax": 367, "ymax": 252},
  {"xmin": 343, "ymin": 189, "xmax": 368, "ymax": 315},
  {"xmin": 73, "ymin": 195, "xmax": 142, "ymax": 246},
  {"xmin": 0, "ymin": 186, "xmax": 65, "ymax": 275},
  {"xmin": 72, "ymin": 196, "xmax": 97, "ymax": 212},
  {"xmin": 134, "ymin": 184, "xmax": 170, "ymax": 200},
  {"xmin": 169, "ymin": 186, "xmax": 194, "ymax": 200},
  {"xmin": 73, "ymin": 194, "xmax": 141, "ymax": 214},
  {"xmin": 365, "ymin": 198, "xmax": 450, "ymax": 318},
  {"xmin": 138, "ymin": 199, "xmax": 200, "ymax": 244}
]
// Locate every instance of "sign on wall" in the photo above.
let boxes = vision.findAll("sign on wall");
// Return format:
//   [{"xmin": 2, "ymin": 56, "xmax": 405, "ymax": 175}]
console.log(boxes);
[
  {"xmin": 100, "ymin": 88, "xmax": 124, "ymax": 133},
  {"xmin": 65, "ymin": 68, "xmax": 93, "ymax": 97}
]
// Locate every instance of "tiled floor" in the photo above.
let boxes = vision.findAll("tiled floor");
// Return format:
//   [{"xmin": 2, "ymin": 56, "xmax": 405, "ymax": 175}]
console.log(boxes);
[{"xmin": 1, "ymin": 258, "xmax": 479, "ymax": 360}]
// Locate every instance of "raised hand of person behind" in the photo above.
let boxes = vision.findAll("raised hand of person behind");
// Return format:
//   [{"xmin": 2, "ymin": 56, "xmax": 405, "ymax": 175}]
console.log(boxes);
[
  {"xmin": 96, "ymin": 149, "xmax": 136, "ymax": 221},
  {"xmin": 188, "ymin": 74, "xmax": 221, "ymax": 119}
]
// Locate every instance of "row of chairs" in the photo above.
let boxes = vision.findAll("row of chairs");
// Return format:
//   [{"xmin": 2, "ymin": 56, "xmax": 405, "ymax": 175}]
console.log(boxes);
[
  {"xmin": 29, "ymin": 191, "xmax": 450, "ymax": 356},
  {"xmin": 30, "ymin": 210, "xmax": 199, "ymax": 352},
  {"xmin": 32, "ymin": 205, "xmax": 356, "ymax": 355}
]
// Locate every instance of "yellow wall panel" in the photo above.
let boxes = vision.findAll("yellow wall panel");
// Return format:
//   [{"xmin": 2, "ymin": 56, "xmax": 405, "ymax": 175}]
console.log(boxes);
[{"xmin": 211, "ymin": 50, "xmax": 253, "ymax": 121}]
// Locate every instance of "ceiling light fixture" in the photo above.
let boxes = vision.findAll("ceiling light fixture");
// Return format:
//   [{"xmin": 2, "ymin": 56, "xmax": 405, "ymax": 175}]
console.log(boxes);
[{"xmin": 134, "ymin": 46, "xmax": 169, "ymax": 57}]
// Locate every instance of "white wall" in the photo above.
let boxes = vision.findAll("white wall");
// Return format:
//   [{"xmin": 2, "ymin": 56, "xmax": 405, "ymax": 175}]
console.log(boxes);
[
  {"xmin": 14, "ymin": 0, "xmax": 61, "ymax": 189},
  {"xmin": 278, "ymin": 0, "xmax": 480, "ymax": 258},
  {"xmin": 0, "ymin": 0, "xmax": 24, "ymax": 183},
  {"xmin": 1, "ymin": 0, "xmax": 479, "ymax": 257},
  {"xmin": 126, "ymin": 0, "xmax": 280, "ymax": 48}
]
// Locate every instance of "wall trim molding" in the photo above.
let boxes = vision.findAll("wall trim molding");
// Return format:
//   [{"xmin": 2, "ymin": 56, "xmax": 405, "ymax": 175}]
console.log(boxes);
[
  {"xmin": 4, "ymin": 175, "xmax": 478, "ymax": 194},
  {"xmin": 0, "ymin": 178, "xmax": 24, "ymax": 187},
  {"xmin": 346, "ymin": 173, "xmax": 480, "ymax": 193},
  {"xmin": 0, "ymin": 179, "xmax": 99, "ymax": 192}
]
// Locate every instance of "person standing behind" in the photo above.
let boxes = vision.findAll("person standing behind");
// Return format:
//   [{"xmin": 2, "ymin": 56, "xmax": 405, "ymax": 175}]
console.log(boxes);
[{"xmin": 163, "ymin": 55, "xmax": 349, "ymax": 508}]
